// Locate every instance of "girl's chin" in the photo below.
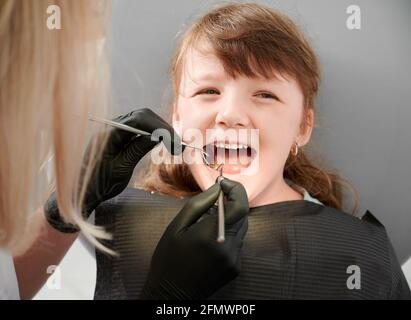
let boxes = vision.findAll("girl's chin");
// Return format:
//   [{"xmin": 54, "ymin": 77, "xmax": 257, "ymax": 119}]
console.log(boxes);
[{"xmin": 191, "ymin": 163, "xmax": 256, "ymax": 195}]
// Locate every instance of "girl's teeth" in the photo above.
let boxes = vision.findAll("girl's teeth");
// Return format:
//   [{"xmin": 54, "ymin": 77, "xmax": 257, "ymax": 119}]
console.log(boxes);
[{"xmin": 215, "ymin": 143, "xmax": 248, "ymax": 150}]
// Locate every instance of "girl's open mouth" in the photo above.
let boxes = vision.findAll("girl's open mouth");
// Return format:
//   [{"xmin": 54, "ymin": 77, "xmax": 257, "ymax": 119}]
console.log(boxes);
[{"xmin": 202, "ymin": 141, "xmax": 257, "ymax": 174}]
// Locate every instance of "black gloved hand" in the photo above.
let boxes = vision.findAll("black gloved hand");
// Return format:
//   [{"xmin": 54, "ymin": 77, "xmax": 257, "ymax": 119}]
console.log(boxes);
[
  {"xmin": 45, "ymin": 108, "xmax": 182, "ymax": 232},
  {"xmin": 83, "ymin": 108, "xmax": 182, "ymax": 213},
  {"xmin": 140, "ymin": 178, "xmax": 250, "ymax": 300}
]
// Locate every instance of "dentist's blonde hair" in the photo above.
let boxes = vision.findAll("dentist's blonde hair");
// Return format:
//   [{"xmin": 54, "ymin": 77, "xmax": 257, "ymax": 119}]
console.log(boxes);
[{"xmin": 0, "ymin": 0, "xmax": 113, "ymax": 252}]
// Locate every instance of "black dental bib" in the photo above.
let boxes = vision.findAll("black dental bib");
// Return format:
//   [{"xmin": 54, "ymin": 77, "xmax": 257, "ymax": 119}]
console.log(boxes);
[{"xmin": 93, "ymin": 188, "xmax": 410, "ymax": 300}]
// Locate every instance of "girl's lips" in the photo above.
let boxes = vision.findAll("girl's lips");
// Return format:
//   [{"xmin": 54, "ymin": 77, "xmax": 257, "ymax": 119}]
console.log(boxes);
[
  {"xmin": 204, "ymin": 158, "xmax": 253, "ymax": 176},
  {"xmin": 218, "ymin": 163, "xmax": 246, "ymax": 174},
  {"xmin": 202, "ymin": 145, "xmax": 257, "ymax": 175}
]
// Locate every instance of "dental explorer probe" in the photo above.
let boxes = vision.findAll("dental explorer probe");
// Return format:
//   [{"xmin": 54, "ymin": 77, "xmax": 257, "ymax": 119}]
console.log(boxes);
[{"xmin": 216, "ymin": 164, "xmax": 225, "ymax": 243}]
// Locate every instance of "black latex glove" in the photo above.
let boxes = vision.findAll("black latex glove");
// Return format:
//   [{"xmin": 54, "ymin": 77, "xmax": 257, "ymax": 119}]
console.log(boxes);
[
  {"xmin": 140, "ymin": 178, "xmax": 250, "ymax": 300},
  {"xmin": 83, "ymin": 108, "xmax": 182, "ymax": 213},
  {"xmin": 45, "ymin": 108, "xmax": 182, "ymax": 232}
]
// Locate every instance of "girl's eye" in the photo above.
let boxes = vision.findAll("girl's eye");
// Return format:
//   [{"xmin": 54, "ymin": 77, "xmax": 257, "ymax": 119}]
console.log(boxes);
[
  {"xmin": 255, "ymin": 92, "xmax": 279, "ymax": 100},
  {"xmin": 198, "ymin": 89, "xmax": 220, "ymax": 95}
]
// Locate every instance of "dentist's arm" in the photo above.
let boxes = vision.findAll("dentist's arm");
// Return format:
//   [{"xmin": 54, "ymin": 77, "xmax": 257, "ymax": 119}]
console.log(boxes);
[{"xmin": 12, "ymin": 208, "xmax": 78, "ymax": 300}]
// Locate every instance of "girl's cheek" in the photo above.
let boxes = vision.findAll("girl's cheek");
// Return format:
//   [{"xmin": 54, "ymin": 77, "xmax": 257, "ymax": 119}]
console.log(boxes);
[{"xmin": 180, "ymin": 99, "xmax": 214, "ymax": 126}]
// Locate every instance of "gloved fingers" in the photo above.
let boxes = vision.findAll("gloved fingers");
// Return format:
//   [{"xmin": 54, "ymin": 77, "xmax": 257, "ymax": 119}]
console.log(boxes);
[
  {"xmin": 222, "ymin": 218, "xmax": 248, "ymax": 258},
  {"xmin": 108, "ymin": 108, "xmax": 183, "ymax": 156},
  {"xmin": 223, "ymin": 233, "xmax": 245, "ymax": 274},
  {"xmin": 216, "ymin": 223, "xmax": 246, "ymax": 277},
  {"xmin": 189, "ymin": 214, "xmax": 248, "ymax": 247},
  {"xmin": 186, "ymin": 213, "xmax": 217, "ymax": 242},
  {"xmin": 225, "ymin": 217, "xmax": 248, "ymax": 240},
  {"xmin": 219, "ymin": 178, "xmax": 250, "ymax": 225},
  {"xmin": 104, "ymin": 110, "xmax": 149, "ymax": 155},
  {"xmin": 150, "ymin": 127, "xmax": 183, "ymax": 156},
  {"xmin": 235, "ymin": 217, "xmax": 249, "ymax": 242},
  {"xmin": 170, "ymin": 183, "xmax": 221, "ymax": 233},
  {"xmin": 232, "ymin": 249, "xmax": 243, "ymax": 277},
  {"xmin": 125, "ymin": 108, "xmax": 183, "ymax": 156},
  {"xmin": 117, "ymin": 135, "xmax": 157, "ymax": 167}
]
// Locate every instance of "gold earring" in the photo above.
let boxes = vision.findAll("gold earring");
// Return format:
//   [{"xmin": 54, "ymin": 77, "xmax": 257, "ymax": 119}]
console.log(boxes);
[{"xmin": 291, "ymin": 142, "xmax": 299, "ymax": 156}]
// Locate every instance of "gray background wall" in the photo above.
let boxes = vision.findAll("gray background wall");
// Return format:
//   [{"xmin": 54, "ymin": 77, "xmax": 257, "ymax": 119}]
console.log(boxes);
[{"xmin": 108, "ymin": 0, "xmax": 411, "ymax": 263}]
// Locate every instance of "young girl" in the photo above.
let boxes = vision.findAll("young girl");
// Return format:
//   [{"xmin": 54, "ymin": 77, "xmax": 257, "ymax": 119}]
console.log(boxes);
[{"xmin": 94, "ymin": 3, "xmax": 410, "ymax": 299}]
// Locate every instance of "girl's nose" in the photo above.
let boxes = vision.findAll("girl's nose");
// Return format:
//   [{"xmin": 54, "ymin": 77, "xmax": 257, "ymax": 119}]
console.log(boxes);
[{"xmin": 215, "ymin": 99, "xmax": 251, "ymax": 128}]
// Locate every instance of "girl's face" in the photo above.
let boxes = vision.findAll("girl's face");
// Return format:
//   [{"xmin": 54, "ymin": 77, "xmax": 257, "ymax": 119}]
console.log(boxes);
[{"xmin": 173, "ymin": 46, "xmax": 314, "ymax": 207}]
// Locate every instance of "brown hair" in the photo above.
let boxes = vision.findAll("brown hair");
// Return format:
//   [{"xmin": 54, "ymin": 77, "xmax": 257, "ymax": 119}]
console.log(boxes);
[{"xmin": 136, "ymin": 3, "xmax": 359, "ymax": 214}]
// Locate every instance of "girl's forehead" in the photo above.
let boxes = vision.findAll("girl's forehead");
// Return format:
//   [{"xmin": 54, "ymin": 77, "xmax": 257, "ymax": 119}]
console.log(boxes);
[
  {"xmin": 182, "ymin": 55, "xmax": 289, "ymax": 88},
  {"xmin": 181, "ymin": 45, "xmax": 293, "ymax": 86},
  {"xmin": 183, "ymin": 47, "xmax": 223, "ymax": 73}
]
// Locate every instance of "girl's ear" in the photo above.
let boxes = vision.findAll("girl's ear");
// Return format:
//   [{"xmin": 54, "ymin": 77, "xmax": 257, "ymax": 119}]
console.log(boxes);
[{"xmin": 297, "ymin": 109, "xmax": 314, "ymax": 146}]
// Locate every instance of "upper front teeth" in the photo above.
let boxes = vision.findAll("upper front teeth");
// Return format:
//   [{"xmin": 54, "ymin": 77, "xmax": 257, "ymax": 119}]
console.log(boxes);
[{"xmin": 215, "ymin": 143, "xmax": 248, "ymax": 150}]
